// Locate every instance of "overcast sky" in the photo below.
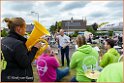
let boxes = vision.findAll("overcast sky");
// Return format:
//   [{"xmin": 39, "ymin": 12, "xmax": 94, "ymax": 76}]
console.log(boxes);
[{"xmin": 1, "ymin": 1, "xmax": 123, "ymax": 29}]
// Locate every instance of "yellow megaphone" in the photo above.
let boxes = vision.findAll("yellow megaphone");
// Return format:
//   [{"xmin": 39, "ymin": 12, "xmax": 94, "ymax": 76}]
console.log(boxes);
[{"xmin": 26, "ymin": 20, "xmax": 50, "ymax": 60}]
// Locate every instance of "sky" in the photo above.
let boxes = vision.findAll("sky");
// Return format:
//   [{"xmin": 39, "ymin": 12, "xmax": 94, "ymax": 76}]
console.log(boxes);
[{"xmin": 1, "ymin": 0, "xmax": 123, "ymax": 29}]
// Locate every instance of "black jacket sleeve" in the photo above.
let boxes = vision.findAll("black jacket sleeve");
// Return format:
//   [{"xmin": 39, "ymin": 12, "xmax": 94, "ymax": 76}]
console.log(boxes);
[{"xmin": 13, "ymin": 42, "xmax": 38, "ymax": 68}]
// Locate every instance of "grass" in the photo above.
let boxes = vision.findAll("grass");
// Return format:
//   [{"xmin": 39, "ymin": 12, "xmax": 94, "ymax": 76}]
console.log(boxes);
[
  {"xmin": 32, "ymin": 63, "xmax": 76, "ymax": 82},
  {"xmin": 32, "ymin": 64, "xmax": 40, "ymax": 82},
  {"xmin": 32, "ymin": 44, "xmax": 104, "ymax": 82},
  {"xmin": 32, "ymin": 54, "xmax": 76, "ymax": 82},
  {"xmin": 32, "ymin": 47, "xmax": 73, "ymax": 82}
]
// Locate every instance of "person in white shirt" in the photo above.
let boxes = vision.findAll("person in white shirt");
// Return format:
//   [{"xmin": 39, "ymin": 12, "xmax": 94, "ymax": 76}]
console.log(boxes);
[{"xmin": 56, "ymin": 29, "xmax": 70, "ymax": 66}]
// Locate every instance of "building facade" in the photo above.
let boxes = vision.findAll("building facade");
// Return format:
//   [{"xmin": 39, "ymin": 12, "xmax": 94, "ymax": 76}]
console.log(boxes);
[
  {"xmin": 61, "ymin": 17, "xmax": 87, "ymax": 32},
  {"xmin": 26, "ymin": 24, "xmax": 34, "ymax": 33}
]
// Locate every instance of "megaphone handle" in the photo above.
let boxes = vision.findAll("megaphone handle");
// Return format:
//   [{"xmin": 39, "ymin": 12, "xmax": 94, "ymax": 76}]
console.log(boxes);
[
  {"xmin": 38, "ymin": 39, "xmax": 48, "ymax": 52},
  {"xmin": 32, "ymin": 38, "xmax": 48, "ymax": 61}
]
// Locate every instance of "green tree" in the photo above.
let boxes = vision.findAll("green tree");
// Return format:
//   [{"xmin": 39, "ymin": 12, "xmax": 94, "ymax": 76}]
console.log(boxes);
[
  {"xmin": 86, "ymin": 25, "xmax": 95, "ymax": 35},
  {"xmin": 1, "ymin": 28, "xmax": 8, "ymax": 37},
  {"xmin": 49, "ymin": 21, "xmax": 62, "ymax": 34},
  {"xmin": 98, "ymin": 22, "xmax": 109, "ymax": 28},
  {"xmin": 92, "ymin": 23, "xmax": 98, "ymax": 31},
  {"xmin": 49, "ymin": 25, "xmax": 56, "ymax": 35},
  {"xmin": 72, "ymin": 30, "xmax": 79, "ymax": 37},
  {"xmin": 108, "ymin": 31, "xmax": 113, "ymax": 36},
  {"xmin": 57, "ymin": 21, "xmax": 62, "ymax": 32}
]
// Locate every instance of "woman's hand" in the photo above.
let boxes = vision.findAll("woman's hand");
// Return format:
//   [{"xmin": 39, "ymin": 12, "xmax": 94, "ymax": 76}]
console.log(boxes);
[{"xmin": 34, "ymin": 42, "xmax": 42, "ymax": 49}]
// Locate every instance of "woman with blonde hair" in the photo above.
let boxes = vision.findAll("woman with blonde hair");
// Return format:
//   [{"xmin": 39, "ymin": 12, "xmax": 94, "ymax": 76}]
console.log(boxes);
[
  {"xmin": 36, "ymin": 45, "xmax": 69, "ymax": 82},
  {"xmin": 70, "ymin": 35, "xmax": 99, "ymax": 82},
  {"xmin": 1, "ymin": 17, "xmax": 42, "ymax": 82}
]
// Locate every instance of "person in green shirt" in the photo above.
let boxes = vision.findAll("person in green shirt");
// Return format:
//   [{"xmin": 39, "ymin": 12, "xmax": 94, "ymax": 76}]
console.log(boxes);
[
  {"xmin": 70, "ymin": 35, "xmax": 99, "ymax": 82},
  {"xmin": 97, "ymin": 62, "xmax": 123, "ymax": 82},
  {"xmin": 100, "ymin": 39, "xmax": 120, "ymax": 68}
]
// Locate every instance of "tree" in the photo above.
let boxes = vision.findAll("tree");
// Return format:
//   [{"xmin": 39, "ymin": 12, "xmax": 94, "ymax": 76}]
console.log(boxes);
[
  {"xmin": 49, "ymin": 25, "xmax": 56, "ymax": 35},
  {"xmin": 49, "ymin": 21, "xmax": 62, "ymax": 34},
  {"xmin": 108, "ymin": 31, "xmax": 113, "ymax": 36},
  {"xmin": 98, "ymin": 22, "xmax": 109, "ymax": 28},
  {"xmin": 1, "ymin": 28, "xmax": 8, "ymax": 37},
  {"xmin": 55, "ymin": 21, "xmax": 58, "ymax": 29},
  {"xmin": 72, "ymin": 30, "xmax": 79, "ymax": 37},
  {"xmin": 57, "ymin": 21, "xmax": 62, "ymax": 31},
  {"xmin": 92, "ymin": 23, "xmax": 98, "ymax": 31},
  {"xmin": 86, "ymin": 25, "xmax": 95, "ymax": 35}
]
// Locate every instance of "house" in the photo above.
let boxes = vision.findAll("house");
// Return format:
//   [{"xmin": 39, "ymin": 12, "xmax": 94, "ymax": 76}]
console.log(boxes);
[
  {"xmin": 61, "ymin": 17, "xmax": 87, "ymax": 33},
  {"xmin": 26, "ymin": 24, "xmax": 34, "ymax": 33}
]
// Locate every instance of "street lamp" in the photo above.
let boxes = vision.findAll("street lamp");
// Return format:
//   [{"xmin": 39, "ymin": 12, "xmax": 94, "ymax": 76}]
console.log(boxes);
[
  {"xmin": 68, "ymin": 21, "xmax": 69, "ymax": 36},
  {"xmin": 31, "ymin": 11, "xmax": 39, "ymax": 22}
]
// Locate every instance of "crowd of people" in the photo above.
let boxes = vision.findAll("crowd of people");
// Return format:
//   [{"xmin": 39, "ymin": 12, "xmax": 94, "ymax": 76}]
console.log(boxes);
[{"xmin": 1, "ymin": 17, "xmax": 123, "ymax": 82}]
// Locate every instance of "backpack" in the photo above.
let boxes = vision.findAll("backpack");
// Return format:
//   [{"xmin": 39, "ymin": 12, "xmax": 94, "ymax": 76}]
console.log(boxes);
[{"xmin": 0, "ymin": 50, "xmax": 7, "ymax": 73}]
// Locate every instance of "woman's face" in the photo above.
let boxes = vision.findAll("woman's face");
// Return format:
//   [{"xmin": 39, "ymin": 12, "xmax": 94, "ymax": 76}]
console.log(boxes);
[
  {"xmin": 76, "ymin": 36, "xmax": 82, "ymax": 47},
  {"xmin": 104, "ymin": 41, "xmax": 109, "ymax": 50},
  {"xmin": 18, "ymin": 23, "xmax": 26, "ymax": 36}
]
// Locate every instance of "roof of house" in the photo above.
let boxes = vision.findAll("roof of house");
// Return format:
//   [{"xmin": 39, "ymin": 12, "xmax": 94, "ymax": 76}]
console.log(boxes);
[
  {"xmin": 26, "ymin": 24, "xmax": 34, "ymax": 32},
  {"xmin": 62, "ymin": 19, "xmax": 87, "ymax": 30}
]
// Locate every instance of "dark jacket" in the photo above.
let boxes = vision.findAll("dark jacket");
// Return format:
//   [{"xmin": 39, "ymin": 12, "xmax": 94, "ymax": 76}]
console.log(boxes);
[{"xmin": 1, "ymin": 31, "xmax": 38, "ymax": 82}]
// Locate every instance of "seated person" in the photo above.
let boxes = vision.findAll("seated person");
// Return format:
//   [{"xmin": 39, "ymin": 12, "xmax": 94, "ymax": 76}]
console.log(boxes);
[
  {"xmin": 121, "ymin": 44, "xmax": 123, "ymax": 55},
  {"xmin": 36, "ymin": 45, "xmax": 69, "ymax": 82},
  {"xmin": 70, "ymin": 35, "xmax": 99, "ymax": 82},
  {"xmin": 100, "ymin": 39, "xmax": 120, "ymax": 68},
  {"xmin": 97, "ymin": 62, "xmax": 123, "ymax": 82}
]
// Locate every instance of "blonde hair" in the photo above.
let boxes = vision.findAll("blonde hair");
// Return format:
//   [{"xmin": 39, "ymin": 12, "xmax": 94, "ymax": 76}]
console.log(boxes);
[
  {"xmin": 60, "ymin": 29, "xmax": 64, "ymax": 32},
  {"xmin": 76, "ymin": 35, "xmax": 86, "ymax": 47},
  {"xmin": 44, "ymin": 45, "xmax": 51, "ymax": 54},
  {"xmin": 3, "ymin": 17, "xmax": 25, "ymax": 31}
]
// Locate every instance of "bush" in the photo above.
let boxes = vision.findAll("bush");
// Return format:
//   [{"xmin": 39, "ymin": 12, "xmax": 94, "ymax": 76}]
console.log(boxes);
[
  {"xmin": 1, "ymin": 29, "xmax": 8, "ymax": 37},
  {"xmin": 95, "ymin": 32, "xmax": 107, "ymax": 36},
  {"xmin": 86, "ymin": 25, "xmax": 95, "ymax": 35},
  {"xmin": 108, "ymin": 31, "xmax": 113, "ymax": 36},
  {"xmin": 72, "ymin": 30, "xmax": 79, "ymax": 37}
]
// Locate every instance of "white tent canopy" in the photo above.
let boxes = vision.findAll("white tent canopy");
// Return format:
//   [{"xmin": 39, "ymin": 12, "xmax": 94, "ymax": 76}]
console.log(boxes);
[{"xmin": 97, "ymin": 22, "xmax": 123, "ymax": 31}]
